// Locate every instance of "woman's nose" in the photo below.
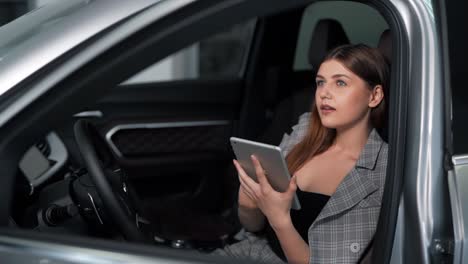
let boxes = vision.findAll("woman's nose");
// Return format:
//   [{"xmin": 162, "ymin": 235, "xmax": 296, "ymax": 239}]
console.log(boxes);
[{"xmin": 318, "ymin": 85, "xmax": 332, "ymax": 99}]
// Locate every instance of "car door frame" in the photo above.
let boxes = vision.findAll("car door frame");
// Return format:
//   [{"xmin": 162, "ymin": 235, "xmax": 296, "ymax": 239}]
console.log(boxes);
[
  {"xmin": 373, "ymin": 0, "xmax": 454, "ymax": 263},
  {"xmin": 433, "ymin": 0, "xmax": 468, "ymax": 263}
]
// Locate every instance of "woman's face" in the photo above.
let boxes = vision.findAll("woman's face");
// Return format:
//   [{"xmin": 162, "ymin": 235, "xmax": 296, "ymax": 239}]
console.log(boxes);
[{"xmin": 315, "ymin": 59, "xmax": 381, "ymax": 130}]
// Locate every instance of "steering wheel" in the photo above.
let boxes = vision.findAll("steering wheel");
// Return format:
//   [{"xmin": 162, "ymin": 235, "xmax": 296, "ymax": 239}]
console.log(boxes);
[{"xmin": 74, "ymin": 119, "xmax": 146, "ymax": 242}]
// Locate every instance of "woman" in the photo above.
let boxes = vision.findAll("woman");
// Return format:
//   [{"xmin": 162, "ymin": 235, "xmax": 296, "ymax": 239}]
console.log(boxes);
[{"xmin": 217, "ymin": 44, "xmax": 389, "ymax": 264}]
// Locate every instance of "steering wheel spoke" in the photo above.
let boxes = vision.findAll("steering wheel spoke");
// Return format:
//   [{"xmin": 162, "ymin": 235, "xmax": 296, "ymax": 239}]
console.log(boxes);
[{"xmin": 74, "ymin": 120, "xmax": 146, "ymax": 242}]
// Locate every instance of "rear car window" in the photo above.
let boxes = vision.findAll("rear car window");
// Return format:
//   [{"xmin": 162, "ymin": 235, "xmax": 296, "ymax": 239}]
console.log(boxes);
[
  {"xmin": 294, "ymin": 1, "xmax": 388, "ymax": 70},
  {"xmin": 124, "ymin": 20, "xmax": 255, "ymax": 84}
]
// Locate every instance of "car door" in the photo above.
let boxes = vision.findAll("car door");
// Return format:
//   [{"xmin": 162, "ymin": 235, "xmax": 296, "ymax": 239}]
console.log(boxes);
[
  {"xmin": 435, "ymin": 0, "xmax": 468, "ymax": 263},
  {"xmin": 57, "ymin": 21, "xmax": 255, "ymax": 217}
]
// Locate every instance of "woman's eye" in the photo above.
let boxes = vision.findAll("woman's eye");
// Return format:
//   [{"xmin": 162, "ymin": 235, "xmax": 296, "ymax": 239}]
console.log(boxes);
[
  {"xmin": 316, "ymin": 80, "xmax": 324, "ymax": 86},
  {"xmin": 337, "ymin": 80, "xmax": 347, "ymax": 86}
]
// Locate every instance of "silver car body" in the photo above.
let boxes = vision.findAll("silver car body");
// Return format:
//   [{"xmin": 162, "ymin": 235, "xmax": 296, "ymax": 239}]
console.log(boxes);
[{"xmin": 0, "ymin": 0, "xmax": 460, "ymax": 263}]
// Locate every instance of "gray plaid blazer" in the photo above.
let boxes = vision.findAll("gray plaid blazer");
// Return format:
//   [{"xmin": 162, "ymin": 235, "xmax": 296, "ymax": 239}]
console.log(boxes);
[{"xmin": 279, "ymin": 112, "xmax": 388, "ymax": 264}]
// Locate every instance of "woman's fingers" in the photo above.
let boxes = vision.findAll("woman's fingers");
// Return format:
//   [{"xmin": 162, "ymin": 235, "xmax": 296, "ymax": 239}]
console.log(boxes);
[
  {"xmin": 233, "ymin": 159, "xmax": 259, "ymax": 193},
  {"xmin": 287, "ymin": 175, "xmax": 298, "ymax": 195},
  {"xmin": 233, "ymin": 160, "xmax": 257, "ymax": 185},
  {"xmin": 251, "ymin": 155, "xmax": 272, "ymax": 192},
  {"xmin": 239, "ymin": 182, "xmax": 256, "ymax": 201},
  {"xmin": 238, "ymin": 172, "xmax": 255, "ymax": 198}
]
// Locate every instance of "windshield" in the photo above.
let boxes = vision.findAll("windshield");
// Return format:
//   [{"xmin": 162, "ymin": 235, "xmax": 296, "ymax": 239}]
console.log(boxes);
[
  {"xmin": 0, "ymin": 0, "xmax": 89, "ymax": 57},
  {"xmin": 0, "ymin": 0, "xmax": 158, "ymax": 97}
]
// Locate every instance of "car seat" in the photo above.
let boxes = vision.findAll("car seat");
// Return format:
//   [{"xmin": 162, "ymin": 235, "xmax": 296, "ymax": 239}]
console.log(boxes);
[
  {"xmin": 376, "ymin": 29, "xmax": 391, "ymax": 142},
  {"xmin": 378, "ymin": 29, "xmax": 392, "ymax": 64},
  {"xmin": 259, "ymin": 19, "xmax": 350, "ymax": 145}
]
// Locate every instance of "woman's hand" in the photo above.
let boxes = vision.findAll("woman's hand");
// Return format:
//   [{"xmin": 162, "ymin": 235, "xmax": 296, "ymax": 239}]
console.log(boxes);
[
  {"xmin": 236, "ymin": 161, "xmax": 265, "ymax": 231},
  {"xmin": 238, "ymin": 184, "xmax": 258, "ymax": 209},
  {"xmin": 233, "ymin": 156, "xmax": 298, "ymax": 229}
]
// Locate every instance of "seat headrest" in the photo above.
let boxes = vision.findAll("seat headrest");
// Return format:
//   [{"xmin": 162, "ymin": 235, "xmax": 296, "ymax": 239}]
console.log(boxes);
[
  {"xmin": 308, "ymin": 19, "xmax": 349, "ymax": 70},
  {"xmin": 378, "ymin": 29, "xmax": 392, "ymax": 64}
]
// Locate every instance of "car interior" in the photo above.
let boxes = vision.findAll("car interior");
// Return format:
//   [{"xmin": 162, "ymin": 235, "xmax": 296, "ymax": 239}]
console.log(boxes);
[{"xmin": 6, "ymin": 0, "xmax": 394, "ymax": 261}]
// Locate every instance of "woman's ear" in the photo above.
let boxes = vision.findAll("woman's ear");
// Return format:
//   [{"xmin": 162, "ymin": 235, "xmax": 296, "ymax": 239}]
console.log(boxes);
[{"xmin": 369, "ymin": 85, "xmax": 384, "ymax": 108}]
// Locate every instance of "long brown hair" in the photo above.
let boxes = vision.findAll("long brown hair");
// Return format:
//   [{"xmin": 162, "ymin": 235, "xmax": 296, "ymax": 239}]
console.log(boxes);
[{"xmin": 286, "ymin": 44, "xmax": 389, "ymax": 174}]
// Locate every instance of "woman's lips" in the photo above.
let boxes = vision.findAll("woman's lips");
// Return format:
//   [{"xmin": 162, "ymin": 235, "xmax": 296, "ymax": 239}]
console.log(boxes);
[{"xmin": 320, "ymin": 104, "xmax": 336, "ymax": 114}]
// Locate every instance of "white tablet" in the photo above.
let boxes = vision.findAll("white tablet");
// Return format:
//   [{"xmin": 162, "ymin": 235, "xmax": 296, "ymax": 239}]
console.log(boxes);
[{"xmin": 230, "ymin": 137, "xmax": 301, "ymax": 210}]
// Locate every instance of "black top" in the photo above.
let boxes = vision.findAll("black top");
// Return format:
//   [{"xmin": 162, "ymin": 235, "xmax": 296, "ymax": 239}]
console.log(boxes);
[{"xmin": 265, "ymin": 189, "xmax": 330, "ymax": 261}]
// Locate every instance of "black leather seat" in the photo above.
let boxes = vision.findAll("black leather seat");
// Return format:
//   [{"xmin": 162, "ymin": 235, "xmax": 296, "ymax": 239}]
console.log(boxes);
[
  {"xmin": 376, "ymin": 29, "xmax": 391, "ymax": 142},
  {"xmin": 378, "ymin": 29, "xmax": 392, "ymax": 64},
  {"xmin": 259, "ymin": 19, "xmax": 350, "ymax": 145}
]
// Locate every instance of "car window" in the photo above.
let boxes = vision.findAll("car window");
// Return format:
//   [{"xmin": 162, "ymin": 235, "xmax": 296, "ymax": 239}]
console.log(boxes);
[
  {"xmin": 452, "ymin": 93, "xmax": 468, "ymax": 154},
  {"xmin": 444, "ymin": 0, "xmax": 468, "ymax": 155},
  {"xmin": 294, "ymin": 1, "xmax": 388, "ymax": 71},
  {"xmin": 0, "ymin": 0, "xmax": 88, "ymax": 58},
  {"xmin": 124, "ymin": 20, "xmax": 255, "ymax": 84}
]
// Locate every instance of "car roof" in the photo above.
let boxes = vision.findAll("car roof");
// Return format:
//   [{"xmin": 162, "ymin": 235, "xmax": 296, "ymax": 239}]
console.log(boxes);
[{"xmin": 0, "ymin": 0, "xmax": 161, "ymax": 96}]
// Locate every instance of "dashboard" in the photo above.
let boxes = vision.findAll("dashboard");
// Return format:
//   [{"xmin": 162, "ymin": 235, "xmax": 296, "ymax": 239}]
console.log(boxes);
[{"xmin": 18, "ymin": 132, "xmax": 68, "ymax": 194}]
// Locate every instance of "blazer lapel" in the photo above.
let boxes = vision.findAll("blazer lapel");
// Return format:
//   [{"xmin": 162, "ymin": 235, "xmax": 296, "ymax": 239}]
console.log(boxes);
[{"xmin": 311, "ymin": 129, "xmax": 384, "ymax": 226}]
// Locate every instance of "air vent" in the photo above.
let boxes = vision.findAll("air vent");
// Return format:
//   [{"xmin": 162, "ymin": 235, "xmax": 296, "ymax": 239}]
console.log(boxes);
[{"xmin": 36, "ymin": 139, "xmax": 51, "ymax": 157}]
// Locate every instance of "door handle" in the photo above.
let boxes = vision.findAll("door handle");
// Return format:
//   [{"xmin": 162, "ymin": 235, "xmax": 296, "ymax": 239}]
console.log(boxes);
[{"xmin": 73, "ymin": 110, "xmax": 103, "ymax": 118}]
